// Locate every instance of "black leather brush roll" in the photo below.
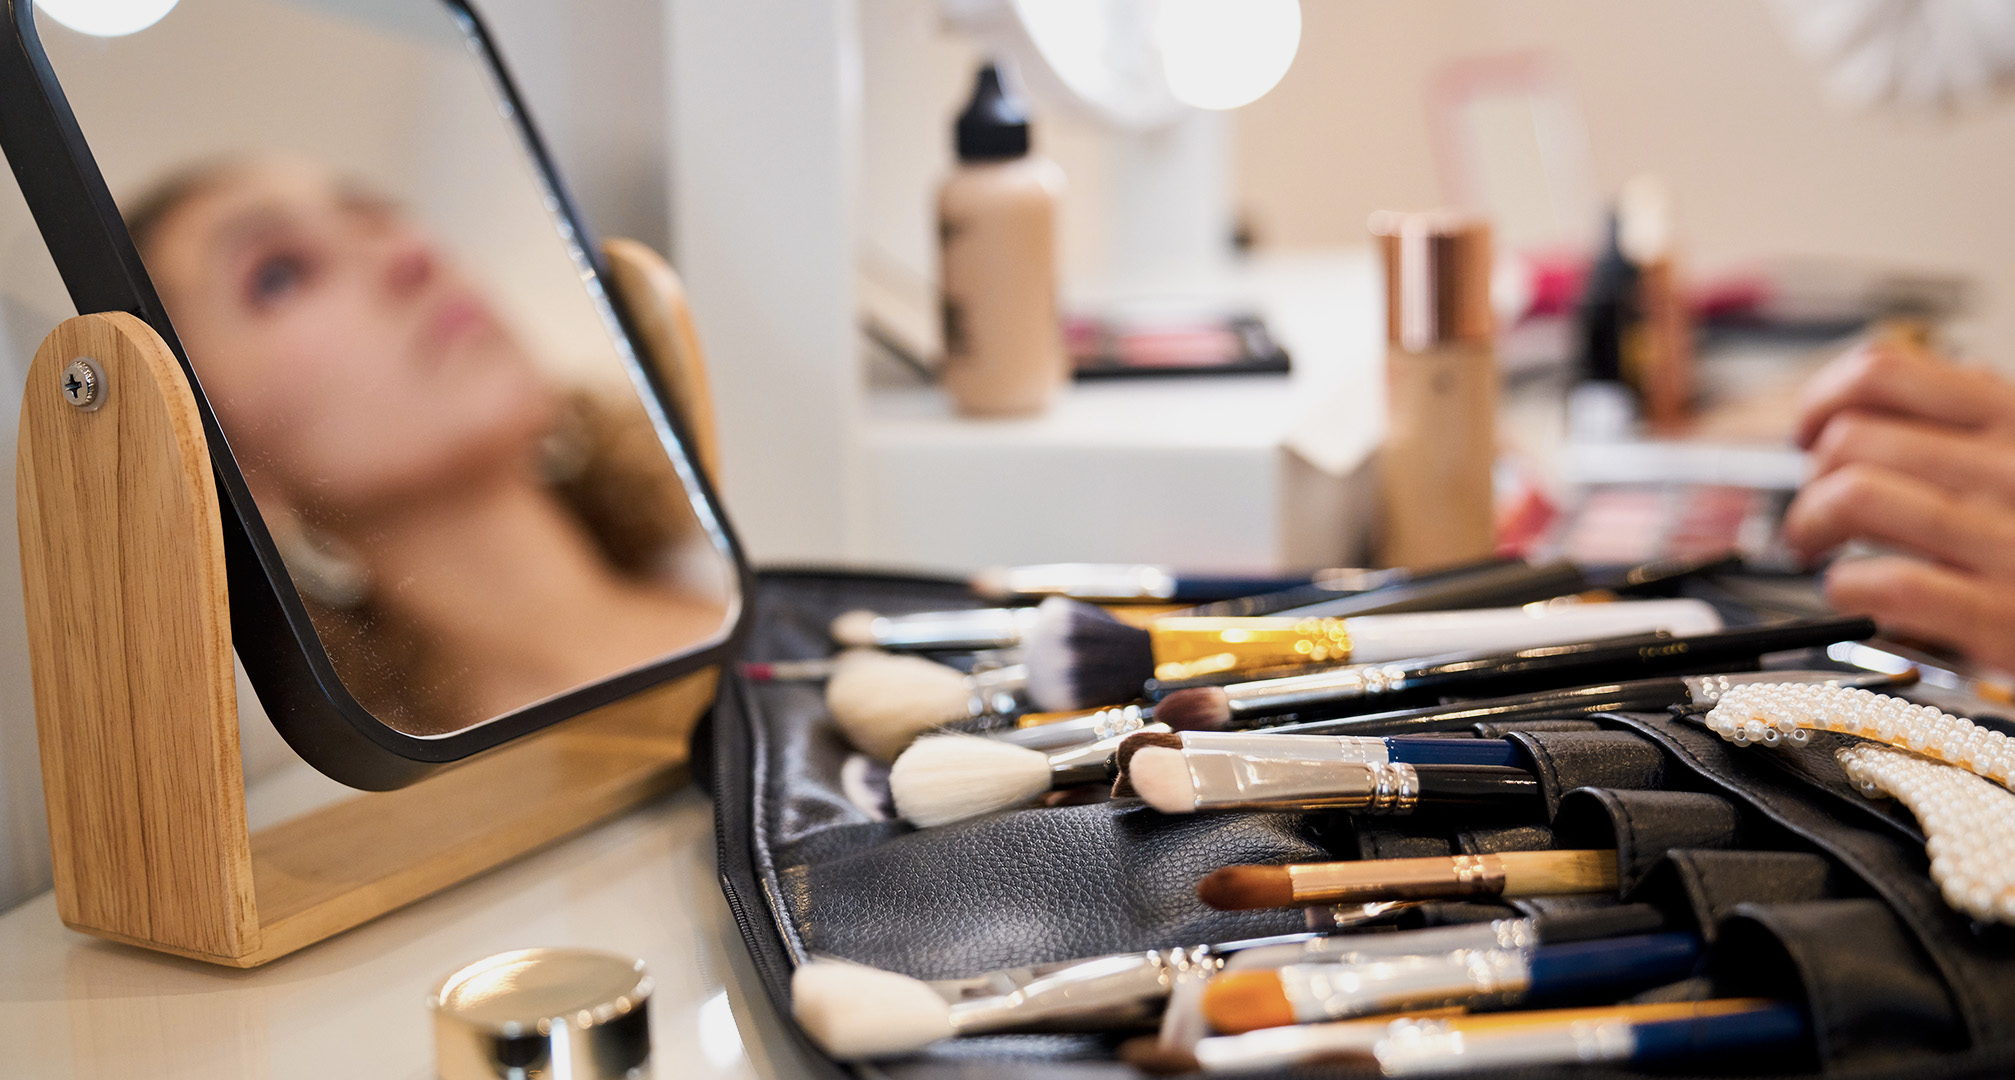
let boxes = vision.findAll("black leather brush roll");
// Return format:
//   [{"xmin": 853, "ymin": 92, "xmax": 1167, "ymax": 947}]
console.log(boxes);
[{"xmin": 709, "ymin": 569, "xmax": 2015, "ymax": 1079}]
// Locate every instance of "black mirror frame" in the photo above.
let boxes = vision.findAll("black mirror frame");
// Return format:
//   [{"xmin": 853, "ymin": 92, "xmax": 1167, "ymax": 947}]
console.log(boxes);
[{"xmin": 0, "ymin": 0, "xmax": 751, "ymax": 790}]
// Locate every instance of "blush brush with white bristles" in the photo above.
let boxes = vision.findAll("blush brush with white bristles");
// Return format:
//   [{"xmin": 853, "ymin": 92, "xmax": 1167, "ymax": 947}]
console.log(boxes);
[
  {"xmin": 887, "ymin": 732, "xmax": 1129, "ymax": 826},
  {"xmin": 1020, "ymin": 596, "xmax": 1725, "ymax": 712},
  {"xmin": 824, "ymin": 652, "xmax": 1025, "ymax": 760}
]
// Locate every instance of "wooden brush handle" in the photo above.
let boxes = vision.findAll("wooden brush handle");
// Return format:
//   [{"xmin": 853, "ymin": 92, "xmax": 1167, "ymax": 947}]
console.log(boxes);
[
  {"xmin": 1498, "ymin": 849, "xmax": 1619, "ymax": 896},
  {"xmin": 1285, "ymin": 849, "xmax": 1618, "ymax": 905}
]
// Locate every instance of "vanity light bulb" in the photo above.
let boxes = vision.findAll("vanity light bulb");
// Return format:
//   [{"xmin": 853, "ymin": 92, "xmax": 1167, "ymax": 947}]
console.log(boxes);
[
  {"xmin": 1156, "ymin": 0, "xmax": 1301, "ymax": 111},
  {"xmin": 34, "ymin": 0, "xmax": 179, "ymax": 37}
]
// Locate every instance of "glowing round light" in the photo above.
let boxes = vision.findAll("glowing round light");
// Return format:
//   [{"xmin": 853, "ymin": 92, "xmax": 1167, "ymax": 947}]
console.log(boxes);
[
  {"xmin": 1156, "ymin": 0, "xmax": 1301, "ymax": 111},
  {"xmin": 35, "ymin": 0, "xmax": 180, "ymax": 37}
]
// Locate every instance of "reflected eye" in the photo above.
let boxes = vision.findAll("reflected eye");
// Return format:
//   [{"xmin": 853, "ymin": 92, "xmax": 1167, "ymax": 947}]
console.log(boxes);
[{"xmin": 247, "ymin": 252, "xmax": 310, "ymax": 308}]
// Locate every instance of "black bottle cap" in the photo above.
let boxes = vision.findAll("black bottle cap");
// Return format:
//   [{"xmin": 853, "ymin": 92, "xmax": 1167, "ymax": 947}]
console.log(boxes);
[{"xmin": 955, "ymin": 63, "xmax": 1030, "ymax": 161}]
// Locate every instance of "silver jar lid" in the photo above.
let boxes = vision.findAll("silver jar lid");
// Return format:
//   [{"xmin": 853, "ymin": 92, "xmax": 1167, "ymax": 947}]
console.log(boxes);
[{"xmin": 430, "ymin": 947, "xmax": 653, "ymax": 1079}]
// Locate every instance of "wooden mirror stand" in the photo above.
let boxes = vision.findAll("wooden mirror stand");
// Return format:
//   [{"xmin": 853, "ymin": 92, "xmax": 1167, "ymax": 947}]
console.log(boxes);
[{"xmin": 16, "ymin": 240, "xmax": 724, "ymax": 967}]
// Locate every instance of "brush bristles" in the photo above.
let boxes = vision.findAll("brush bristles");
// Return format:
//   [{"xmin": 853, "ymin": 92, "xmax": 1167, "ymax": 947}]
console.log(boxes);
[
  {"xmin": 1128, "ymin": 747, "xmax": 1200, "ymax": 813},
  {"xmin": 1198, "ymin": 865, "xmax": 1296, "ymax": 911},
  {"xmin": 1152, "ymin": 687, "xmax": 1234, "ymax": 733},
  {"xmin": 791, "ymin": 960, "xmax": 955, "ymax": 1059},
  {"xmin": 889, "ymin": 734, "xmax": 1056, "ymax": 826},
  {"xmin": 829, "ymin": 609, "xmax": 883, "ymax": 647},
  {"xmin": 1110, "ymin": 729, "xmax": 1183, "ymax": 799},
  {"xmin": 1201, "ymin": 971, "xmax": 1297, "ymax": 1035},
  {"xmin": 1023, "ymin": 597, "xmax": 1156, "ymax": 711},
  {"xmin": 825, "ymin": 652, "xmax": 975, "ymax": 761}
]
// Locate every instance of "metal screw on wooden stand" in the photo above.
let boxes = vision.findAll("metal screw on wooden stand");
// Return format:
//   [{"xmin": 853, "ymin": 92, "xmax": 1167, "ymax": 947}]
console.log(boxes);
[{"xmin": 61, "ymin": 358, "xmax": 105, "ymax": 411}]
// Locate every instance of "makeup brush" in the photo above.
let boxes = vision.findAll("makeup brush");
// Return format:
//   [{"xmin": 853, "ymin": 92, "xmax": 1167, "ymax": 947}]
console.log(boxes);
[
  {"xmin": 1202, "ymin": 932, "xmax": 1701, "ymax": 1034},
  {"xmin": 789, "ymin": 931, "xmax": 1323, "ymax": 1060},
  {"xmin": 1146, "ymin": 615, "xmax": 1883, "ymax": 726},
  {"xmin": 1187, "ymin": 999, "xmax": 1783, "ymax": 1074},
  {"xmin": 830, "ymin": 606, "xmax": 1038, "ymax": 650},
  {"xmin": 1198, "ymin": 849, "xmax": 1618, "ymax": 911},
  {"xmin": 1125, "ymin": 740, "xmax": 1537, "ymax": 815},
  {"xmin": 888, "ymin": 732, "xmax": 1127, "ymax": 826},
  {"xmin": 824, "ymin": 652, "xmax": 1025, "ymax": 760},
  {"xmin": 1023, "ymin": 596, "xmax": 1724, "ymax": 711},
  {"xmin": 969, "ymin": 562, "xmax": 1402, "ymax": 604},
  {"xmin": 1369, "ymin": 1001, "xmax": 1807, "ymax": 1077}
]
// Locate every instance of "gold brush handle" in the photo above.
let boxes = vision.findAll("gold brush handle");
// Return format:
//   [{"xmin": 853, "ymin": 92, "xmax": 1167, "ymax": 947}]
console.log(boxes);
[
  {"xmin": 1285, "ymin": 850, "xmax": 1618, "ymax": 905},
  {"xmin": 1148, "ymin": 617, "xmax": 1354, "ymax": 681}
]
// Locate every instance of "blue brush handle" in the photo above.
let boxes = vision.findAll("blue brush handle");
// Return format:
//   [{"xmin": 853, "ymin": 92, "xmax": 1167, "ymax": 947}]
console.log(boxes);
[
  {"xmin": 1385, "ymin": 736, "xmax": 1524, "ymax": 768},
  {"xmin": 1527, "ymin": 933, "xmax": 1702, "ymax": 998},
  {"xmin": 1628, "ymin": 1003, "xmax": 1808, "ymax": 1062},
  {"xmin": 1166, "ymin": 574, "xmax": 1317, "ymax": 602}
]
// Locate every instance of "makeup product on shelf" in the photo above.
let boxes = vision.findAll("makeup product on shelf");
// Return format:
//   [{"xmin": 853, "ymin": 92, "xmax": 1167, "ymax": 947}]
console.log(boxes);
[
  {"xmin": 1023, "ymin": 595, "xmax": 1724, "ymax": 710},
  {"xmin": 1203, "ymin": 932, "xmax": 1700, "ymax": 1033},
  {"xmin": 968, "ymin": 562, "xmax": 1385, "ymax": 605},
  {"xmin": 1146, "ymin": 615, "xmax": 1883, "ymax": 727},
  {"xmin": 937, "ymin": 63, "xmax": 1067, "ymax": 417},
  {"xmin": 788, "ymin": 931, "xmax": 1322, "ymax": 1061},
  {"xmin": 1129, "ymin": 752, "xmax": 1536, "ymax": 815},
  {"xmin": 824, "ymin": 652, "xmax": 1025, "ymax": 760},
  {"xmin": 1370, "ymin": 210, "xmax": 1497, "ymax": 570},
  {"xmin": 830, "ymin": 606, "xmax": 1038, "ymax": 650},
  {"xmin": 1198, "ymin": 849, "xmax": 1618, "ymax": 911},
  {"xmin": 1188, "ymin": 999, "xmax": 1786, "ymax": 1074},
  {"xmin": 1370, "ymin": 1001, "xmax": 1806, "ymax": 1076}
]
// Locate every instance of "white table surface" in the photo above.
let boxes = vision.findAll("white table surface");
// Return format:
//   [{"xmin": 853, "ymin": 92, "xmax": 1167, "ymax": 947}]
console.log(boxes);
[{"xmin": 0, "ymin": 781, "xmax": 824, "ymax": 1080}]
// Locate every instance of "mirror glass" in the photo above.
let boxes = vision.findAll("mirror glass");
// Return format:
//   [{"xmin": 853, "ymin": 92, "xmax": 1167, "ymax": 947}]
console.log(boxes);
[{"xmin": 33, "ymin": 0, "xmax": 739, "ymax": 738}]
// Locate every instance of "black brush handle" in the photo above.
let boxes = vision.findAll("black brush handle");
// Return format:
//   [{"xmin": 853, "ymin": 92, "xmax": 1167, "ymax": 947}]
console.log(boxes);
[
  {"xmin": 1258, "ymin": 679, "xmax": 1692, "ymax": 737},
  {"xmin": 1175, "ymin": 556, "xmax": 1508, "ymax": 618},
  {"xmin": 1272, "ymin": 560, "xmax": 1589, "ymax": 619},
  {"xmin": 1143, "ymin": 630, "xmax": 1680, "ymax": 697},
  {"xmin": 1410, "ymin": 764, "xmax": 1542, "ymax": 807},
  {"xmin": 1396, "ymin": 615, "xmax": 1879, "ymax": 701}
]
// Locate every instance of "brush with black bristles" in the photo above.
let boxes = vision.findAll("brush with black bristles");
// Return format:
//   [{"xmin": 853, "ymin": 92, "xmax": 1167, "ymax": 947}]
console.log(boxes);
[{"xmin": 1021, "ymin": 595, "xmax": 1725, "ymax": 711}]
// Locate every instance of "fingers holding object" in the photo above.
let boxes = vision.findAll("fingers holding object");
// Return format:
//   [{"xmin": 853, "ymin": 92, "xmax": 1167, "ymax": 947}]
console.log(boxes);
[
  {"xmin": 1783, "ymin": 463, "xmax": 2015, "ymax": 575},
  {"xmin": 1793, "ymin": 342, "xmax": 2015, "ymax": 450},
  {"xmin": 1824, "ymin": 555, "xmax": 2015, "ymax": 673},
  {"xmin": 1807, "ymin": 411, "xmax": 2015, "ymax": 503}
]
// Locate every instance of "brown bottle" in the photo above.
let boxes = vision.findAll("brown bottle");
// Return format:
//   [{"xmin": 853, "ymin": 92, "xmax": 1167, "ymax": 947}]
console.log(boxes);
[
  {"xmin": 937, "ymin": 64, "xmax": 1066, "ymax": 417},
  {"xmin": 1370, "ymin": 211, "xmax": 1497, "ymax": 570}
]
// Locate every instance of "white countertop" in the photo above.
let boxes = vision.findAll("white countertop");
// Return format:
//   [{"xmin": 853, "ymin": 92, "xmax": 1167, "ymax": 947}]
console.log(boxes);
[{"xmin": 0, "ymin": 781, "xmax": 821, "ymax": 1080}]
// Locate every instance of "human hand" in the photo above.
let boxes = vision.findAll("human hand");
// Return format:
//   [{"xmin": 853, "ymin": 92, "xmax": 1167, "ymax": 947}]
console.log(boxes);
[{"xmin": 1785, "ymin": 340, "xmax": 2015, "ymax": 672}]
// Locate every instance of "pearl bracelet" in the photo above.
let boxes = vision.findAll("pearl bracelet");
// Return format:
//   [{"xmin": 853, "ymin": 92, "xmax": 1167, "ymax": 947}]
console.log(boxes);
[
  {"xmin": 1703, "ymin": 681, "xmax": 2015, "ymax": 924},
  {"xmin": 1703, "ymin": 682, "xmax": 2015, "ymax": 791}
]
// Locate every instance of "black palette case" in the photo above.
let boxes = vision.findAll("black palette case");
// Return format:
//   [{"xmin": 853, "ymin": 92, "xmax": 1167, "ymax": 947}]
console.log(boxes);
[{"xmin": 705, "ymin": 570, "xmax": 2015, "ymax": 1078}]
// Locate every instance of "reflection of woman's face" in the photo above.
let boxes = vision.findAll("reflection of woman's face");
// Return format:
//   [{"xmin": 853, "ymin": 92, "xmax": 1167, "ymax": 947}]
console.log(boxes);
[{"xmin": 141, "ymin": 160, "xmax": 555, "ymax": 522}]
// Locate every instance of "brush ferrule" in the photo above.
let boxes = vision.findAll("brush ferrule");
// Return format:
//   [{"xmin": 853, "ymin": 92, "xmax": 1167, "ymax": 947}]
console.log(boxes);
[
  {"xmin": 989, "ymin": 563, "xmax": 1181, "ymax": 601},
  {"xmin": 941, "ymin": 950, "xmax": 1190, "ymax": 1034},
  {"xmin": 869, "ymin": 608, "xmax": 1039, "ymax": 650},
  {"xmin": 1373, "ymin": 1016, "xmax": 1634, "ymax": 1076},
  {"xmin": 1287, "ymin": 853, "xmax": 1507, "ymax": 904},
  {"xmin": 1181, "ymin": 749, "xmax": 1419, "ymax": 813},
  {"xmin": 1179, "ymin": 731, "xmax": 1392, "ymax": 764},
  {"xmin": 1276, "ymin": 947, "xmax": 1534, "ymax": 1023},
  {"xmin": 1222, "ymin": 663, "xmax": 1413, "ymax": 715},
  {"xmin": 1148, "ymin": 617, "xmax": 1355, "ymax": 681},
  {"xmin": 1046, "ymin": 731, "xmax": 1138, "ymax": 787},
  {"xmin": 995, "ymin": 703, "xmax": 1149, "ymax": 750}
]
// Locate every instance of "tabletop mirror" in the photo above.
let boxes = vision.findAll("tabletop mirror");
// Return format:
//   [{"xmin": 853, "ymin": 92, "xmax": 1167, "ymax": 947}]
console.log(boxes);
[{"xmin": 6, "ymin": 0, "xmax": 746, "ymax": 788}]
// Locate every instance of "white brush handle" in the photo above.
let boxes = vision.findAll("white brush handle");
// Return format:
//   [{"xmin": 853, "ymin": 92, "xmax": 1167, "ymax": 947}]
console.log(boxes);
[{"xmin": 1344, "ymin": 599, "xmax": 1722, "ymax": 664}]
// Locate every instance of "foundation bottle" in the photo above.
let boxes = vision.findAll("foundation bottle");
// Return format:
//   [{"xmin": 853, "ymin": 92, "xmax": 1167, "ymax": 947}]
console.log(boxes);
[
  {"xmin": 1370, "ymin": 210, "xmax": 1498, "ymax": 570},
  {"xmin": 937, "ymin": 64, "xmax": 1066, "ymax": 417}
]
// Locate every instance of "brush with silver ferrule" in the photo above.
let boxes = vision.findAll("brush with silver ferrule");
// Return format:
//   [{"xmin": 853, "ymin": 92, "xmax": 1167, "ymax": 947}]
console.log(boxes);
[
  {"xmin": 1368, "ymin": 1001, "xmax": 1807, "ymax": 1077},
  {"xmin": 1146, "ymin": 615, "xmax": 1883, "ymax": 728},
  {"xmin": 788, "ymin": 931, "xmax": 1322, "ymax": 1060},
  {"xmin": 1024, "ymin": 596, "xmax": 1726, "ymax": 711},
  {"xmin": 830, "ymin": 606, "xmax": 1040, "ymax": 650},
  {"xmin": 1187, "ymin": 999, "xmax": 1785, "ymax": 1075},
  {"xmin": 887, "ymin": 730, "xmax": 1141, "ymax": 826},
  {"xmin": 969, "ymin": 562, "xmax": 1386, "ymax": 604},
  {"xmin": 1201, "ymin": 932, "xmax": 1702, "ymax": 1034},
  {"xmin": 1119, "ymin": 733, "xmax": 1536, "ymax": 814},
  {"xmin": 824, "ymin": 652, "xmax": 1026, "ymax": 760}
]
